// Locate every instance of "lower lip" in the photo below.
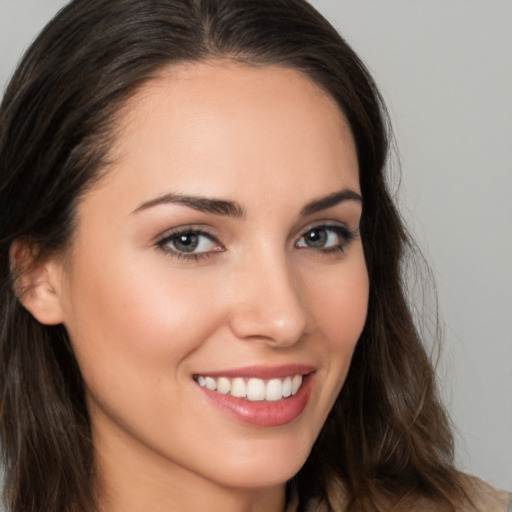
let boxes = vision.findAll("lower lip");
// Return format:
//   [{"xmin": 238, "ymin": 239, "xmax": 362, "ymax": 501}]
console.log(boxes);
[{"xmin": 197, "ymin": 374, "xmax": 313, "ymax": 427}]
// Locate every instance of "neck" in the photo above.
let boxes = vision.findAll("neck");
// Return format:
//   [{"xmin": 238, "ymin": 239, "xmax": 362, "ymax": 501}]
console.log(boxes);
[
  {"xmin": 92, "ymin": 425, "xmax": 288, "ymax": 512},
  {"xmin": 97, "ymin": 475, "xmax": 287, "ymax": 512}
]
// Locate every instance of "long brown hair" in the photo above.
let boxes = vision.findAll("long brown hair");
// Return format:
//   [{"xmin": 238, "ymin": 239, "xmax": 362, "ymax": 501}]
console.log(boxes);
[{"xmin": 0, "ymin": 1, "xmax": 466, "ymax": 511}]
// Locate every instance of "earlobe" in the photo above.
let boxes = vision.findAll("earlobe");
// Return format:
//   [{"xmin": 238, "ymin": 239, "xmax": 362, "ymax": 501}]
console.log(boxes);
[{"xmin": 9, "ymin": 239, "xmax": 66, "ymax": 325}]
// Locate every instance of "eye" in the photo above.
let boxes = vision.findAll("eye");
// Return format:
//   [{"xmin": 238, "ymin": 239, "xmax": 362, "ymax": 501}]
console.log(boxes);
[
  {"xmin": 296, "ymin": 224, "xmax": 354, "ymax": 252},
  {"xmin": 156, "ymin": 228, "xmax": 223, "ymax": 260}
]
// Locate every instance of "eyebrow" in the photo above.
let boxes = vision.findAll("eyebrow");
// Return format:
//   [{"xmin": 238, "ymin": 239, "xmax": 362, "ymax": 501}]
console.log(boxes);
[
  {"xmin": 300, "ymin": 189, "xmax": 362, "ymax": 215},
  {"xmin": 133, "ymin": 193, "xmax": 246, "ymax": 218},
  {"xmin": 133, "ymin": 188, "xmax": 362, "ymax": 218}
]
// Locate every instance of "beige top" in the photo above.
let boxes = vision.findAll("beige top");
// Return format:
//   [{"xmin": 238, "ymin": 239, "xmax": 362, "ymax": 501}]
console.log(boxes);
[
  {"xmin": 460, "ymin": 476, "xmax": 512, "ymax": 512},
  {"xmin": 288, "ymin": 475, "xmax": 512, "ymax": 512}
]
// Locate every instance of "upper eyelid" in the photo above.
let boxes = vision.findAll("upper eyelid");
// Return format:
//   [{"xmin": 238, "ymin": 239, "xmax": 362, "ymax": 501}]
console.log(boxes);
[
  {"xmin": 296, "ymin": 219, "xmax": 353, "ymax": 236},
  {"xmin": 296, "ymin": 222, "xmax": 359, "ymax": 246},
  {"xmin": 155, "ymin": 225, "xmax": 221, "ymax": 244},
  {"xmin": 155, "ymin": 228, "xmax": 223, "ymax": 261},
  {"xmin": 154, "ymin": 220, "xmax": 357, "ymax": 248},
  {"xmin": 297, "ymin": 224, "xmax": 354, "ymax": 240}
]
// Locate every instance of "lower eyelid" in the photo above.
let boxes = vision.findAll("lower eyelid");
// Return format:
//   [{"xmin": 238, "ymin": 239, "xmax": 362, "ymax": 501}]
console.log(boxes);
[
  {"xmin": 155, "ymin": 224, "xmax": 357, "ymax": 259},
  {"xmin": 297, "ymin": 225, "xmax": 354, "ymax": 245},
  {"xmin": 157, "ymin": 228, "xmax": 216, "ymax": 243}
]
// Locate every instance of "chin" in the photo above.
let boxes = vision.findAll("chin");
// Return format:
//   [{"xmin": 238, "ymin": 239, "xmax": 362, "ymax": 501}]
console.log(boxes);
[{"xmin": 205, "ymin": 432, "xmax": 314, "ymax": 490}]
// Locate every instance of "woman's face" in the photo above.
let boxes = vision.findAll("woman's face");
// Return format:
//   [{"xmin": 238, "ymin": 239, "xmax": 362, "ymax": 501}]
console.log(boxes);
[{"xmin": 54, "ymin": 63, "xmax": 368, "ymax": 494}]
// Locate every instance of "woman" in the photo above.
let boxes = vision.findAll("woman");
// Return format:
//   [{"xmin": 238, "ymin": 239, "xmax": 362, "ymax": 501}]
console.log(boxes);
[{"xmin": 0, "ymin": 1, "xmax": 509, "ymax": 511}]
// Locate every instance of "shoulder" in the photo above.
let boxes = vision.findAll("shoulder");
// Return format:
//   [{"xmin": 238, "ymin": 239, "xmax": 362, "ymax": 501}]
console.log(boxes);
[
  {"xmin": 458, "ymin": 474, "xmax": 512, "ymax": 512},
  {"xmin": 411, "ymin": 475, "xmax": 511, "ymax": 512},
  {"xmin": 414, "ymin": 475, "xmax": 511, "ymax": 512},
  {"xmin": 300, "ymin": 475, "xmax": 511, "ymax": 512}
]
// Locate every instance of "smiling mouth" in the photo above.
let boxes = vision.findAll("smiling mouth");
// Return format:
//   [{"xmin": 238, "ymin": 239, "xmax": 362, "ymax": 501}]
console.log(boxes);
[{"xmin": 194, "ymin": 374, "xmax": 304, "ymax": 402}]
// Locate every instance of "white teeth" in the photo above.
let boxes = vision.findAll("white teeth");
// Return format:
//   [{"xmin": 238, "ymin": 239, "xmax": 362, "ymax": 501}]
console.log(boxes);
[
  {"xmin": 205, "ymin": 376, "xmax": 217, "ymax": 391},
  {"xmin": 265, "ymin": 378, "xmax": 282, "ymax": 401},
  {"xmin": 247, "ymin": 378, "xmax": 266, "ymax": 401},
  {"xmin": 282, "ymin": 376, "xmax": 292, "ymax": 398},
  {"xmin": 216, "ymin": 377, "xmax": 230, "ymax": 394},
  {"xmin": 231, "ymin": 377, "xmax": 246, "ymax": 398},
  {"xmin": 291, "ymin": 375, "xmax": 302, "ymax": 395},
  {"xmin": 196, "ymin": 373, "xmax": 305, "ymax": 401}
]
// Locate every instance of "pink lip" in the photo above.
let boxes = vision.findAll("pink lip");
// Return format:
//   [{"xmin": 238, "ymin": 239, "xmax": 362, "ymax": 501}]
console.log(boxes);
[
  {"xmin": 194, "ymin": 365, "xmax": 315, "ymax": 427},
  {"xmin": 193, "ymin": 364, "xmax": 315, "ymax": 380}
]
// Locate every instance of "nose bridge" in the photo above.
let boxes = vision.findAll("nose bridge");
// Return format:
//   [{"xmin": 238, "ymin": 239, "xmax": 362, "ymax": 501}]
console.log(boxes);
[{"xmin": 228, "ymin": 245, "xmax": 308, "ymax": 346}]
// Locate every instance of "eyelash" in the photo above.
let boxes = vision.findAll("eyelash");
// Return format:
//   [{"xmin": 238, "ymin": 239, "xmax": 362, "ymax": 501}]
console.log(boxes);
[
  {"xmin": 156, "ymin": 227, "xmax": 221, "ymax": 262},
  {"xmin": 297, "ymin": 224, "xmax": 356, "ymax": 255},
  {"xmin": 155, "ymin": 224, "xmax": 357, "ymax": 262}
]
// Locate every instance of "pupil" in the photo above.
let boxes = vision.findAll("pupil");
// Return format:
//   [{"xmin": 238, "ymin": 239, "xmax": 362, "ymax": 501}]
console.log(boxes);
[
  {"xmin": 308, "ymin": 229, "xmax": 326, "ymax": 247},
  {"xmin": 175, "ymin": 233, "xmax": 198, "ymax": 252}
]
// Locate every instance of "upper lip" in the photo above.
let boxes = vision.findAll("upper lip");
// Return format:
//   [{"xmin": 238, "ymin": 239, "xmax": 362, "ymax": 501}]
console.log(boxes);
[{"xmin": 193, "ymin": 364, "xmax": 315, "ymax": 380}]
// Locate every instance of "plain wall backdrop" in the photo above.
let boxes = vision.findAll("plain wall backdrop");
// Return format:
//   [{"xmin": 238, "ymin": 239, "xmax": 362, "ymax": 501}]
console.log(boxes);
[{"xmin": 1, "ymin": 0, "xmax": 511, "ymax": 493}]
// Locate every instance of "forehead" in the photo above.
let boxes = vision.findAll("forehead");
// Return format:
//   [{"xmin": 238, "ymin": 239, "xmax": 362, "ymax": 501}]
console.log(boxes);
[
  {"xmin": 123, "ymin": 60, "xmax": 345, "ymax": 126},
  {"xmin": 88, "ymin": 61, "xmax": 359, "ymax": 213}
]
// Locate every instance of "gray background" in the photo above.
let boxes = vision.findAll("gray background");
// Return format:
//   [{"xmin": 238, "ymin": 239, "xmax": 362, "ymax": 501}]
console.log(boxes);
[{"xmin": 1, "ymin": 0, "xmax": 511, "ymax": 492}]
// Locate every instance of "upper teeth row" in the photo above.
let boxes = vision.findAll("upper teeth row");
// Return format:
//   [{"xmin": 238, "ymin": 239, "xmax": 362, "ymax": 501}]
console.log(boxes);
[{"xmin": 196, "ymin": 375, "xmax": 303, "ymax": 402}]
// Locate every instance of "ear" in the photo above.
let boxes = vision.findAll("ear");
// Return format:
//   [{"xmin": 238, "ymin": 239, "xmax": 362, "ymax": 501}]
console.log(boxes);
[{"xmin": 10, "ymin": 239, "xmax": 66, "ymax": 325}]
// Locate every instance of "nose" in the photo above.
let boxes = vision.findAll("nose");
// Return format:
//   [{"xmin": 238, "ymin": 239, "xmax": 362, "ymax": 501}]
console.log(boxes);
[{"xmin": 227, "ymin": 253, "xmax": 308, "ymax": 347}]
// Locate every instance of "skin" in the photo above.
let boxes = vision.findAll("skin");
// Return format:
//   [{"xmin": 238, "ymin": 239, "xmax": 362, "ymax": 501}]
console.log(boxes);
[{"xmin": 33, "ymin": 62, "xmax": 369, "ymax": 512}]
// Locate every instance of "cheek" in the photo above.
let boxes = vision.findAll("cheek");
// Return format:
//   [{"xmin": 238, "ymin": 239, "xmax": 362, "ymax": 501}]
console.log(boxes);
[
  {"xmin": 313, "ymin": 255, "xmax": 368, "ymax": 343},
  {"xmin": 60, "ymin": 249, "xmax": 225, "ymax": 391},
  {"xmin": 307, "ymin": 252, "xmax": 369, "ymax": 390}
]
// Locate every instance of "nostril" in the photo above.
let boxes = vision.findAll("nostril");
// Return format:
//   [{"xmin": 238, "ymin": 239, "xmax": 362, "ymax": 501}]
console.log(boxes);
[
  {"xmin": 228, "ymin": 303, "xmax": 307, "ymax": 346},
  {"xmin": 227, "ymin": 261, "xmax": 308, "ymax": 345}
]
